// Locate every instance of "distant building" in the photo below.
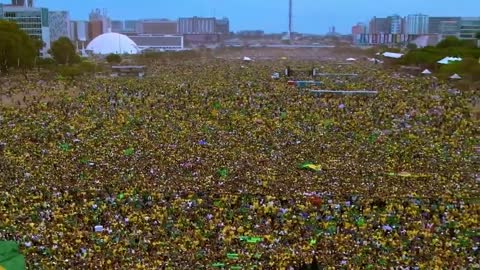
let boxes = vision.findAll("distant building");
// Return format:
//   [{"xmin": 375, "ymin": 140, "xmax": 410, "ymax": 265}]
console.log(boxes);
[
  {"xmin": 406, "ymin": 14, "xmax": 429, "ymax": 35},
  {"xmin": 124, "ymin": 20, "xmax": 137, "ymax": 33},
  {"xmin": 215, "ymin": 17, "xmax": 230, "ymax": 36},
  {"xmin": 184, "ymin": 34, "xmax": 220, "ymax": 46},
  {"xmin": 439, "ymin": 21, "xmax": 461, "ymax": 36},
  {"xmin": 387, "ymin": 15, "xmax": 404, "ymax": 34},
  {"xmin": 11, "ymin": 0, "xmax": 33, "ymax": 7},
  {"xmin": 353, "ymin": 33, "xmax": 418, "ymax": 45},
  {"xmin": 0, "ymin": 3, "xmax": 50, "ymax": 54},
  {"xmin": 178, "ymin": 17, "xmax": 215, "ymax": 34},
  {"xmin": 129, "ymin": 35, "xmax": 184, "ymax": 51},
  {"xmin": 70, "ymin": 20, "xmax": 89, "ymax": 41},
  {"xmin": 351, "ymin": 23, "xmax": 366, "ymax": 35},
  {"xmin": 369, "ymin": 17, "xmax": 389, "ymax": 34},
  {"xmin": 89, "ymin": 8, "xmax": 110, "ymax": 39},
  {"xmin": 69, "ymin": 20, "xmax": 89, "ymax": 52},
  {"xmin": 88, "ymin": 20, "xmax": 103, "ymax": 40},
  {"xmin": 236, "ymin": 30, "xmax": 265, "ymax": 37},
  {"xmin": 136, "ymin": 19, "xmax": 177, "ymax": 35},
  {"xmin": 459, "ymin": 17, "xmax": 480, "ymax": 39},
  {"xmin": 428, "ymin": 17, "xmax": 461, "ymax": 34},
  {"xmin": 49, "ymin": 11, "xmax": 70, "ymax": 42},
  {"xmin": 111, "ymin": 20, "xmax": 124, "ymax": 33}
]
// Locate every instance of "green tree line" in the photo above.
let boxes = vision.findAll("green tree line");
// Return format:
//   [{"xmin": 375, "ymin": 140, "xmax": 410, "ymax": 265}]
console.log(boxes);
[{"xmin": 400, "ymin": 36, "xmax": 480, "ymax": 80}]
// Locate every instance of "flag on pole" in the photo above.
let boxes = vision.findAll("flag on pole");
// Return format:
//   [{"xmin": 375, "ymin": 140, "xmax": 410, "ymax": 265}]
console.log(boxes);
[{"xmin": 0, "ymin": 241, "xmax": 25, "ymax": 270}]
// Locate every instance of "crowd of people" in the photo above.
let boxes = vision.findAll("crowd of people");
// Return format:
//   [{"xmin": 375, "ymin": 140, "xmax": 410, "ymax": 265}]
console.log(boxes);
[{"xmin": 0, "ymin": 58, "xmax": 478, "ymax": 269}]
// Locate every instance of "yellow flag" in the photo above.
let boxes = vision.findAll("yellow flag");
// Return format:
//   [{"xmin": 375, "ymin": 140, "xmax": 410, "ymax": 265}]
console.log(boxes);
[{"xmin": 304, "ymin": 164, "xmax": 322, "ymax": 171}]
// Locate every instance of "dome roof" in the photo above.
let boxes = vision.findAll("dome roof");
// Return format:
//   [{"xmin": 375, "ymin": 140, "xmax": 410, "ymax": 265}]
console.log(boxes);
[{"xmin": 86, "ymin": 33, "xmax": 140, "ymax": 55}]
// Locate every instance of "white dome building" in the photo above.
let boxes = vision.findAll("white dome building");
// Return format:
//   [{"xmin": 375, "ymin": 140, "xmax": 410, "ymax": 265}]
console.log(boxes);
[{"xmin": 86, "ymin": 33, "xmax": 140, "ymax": 55}]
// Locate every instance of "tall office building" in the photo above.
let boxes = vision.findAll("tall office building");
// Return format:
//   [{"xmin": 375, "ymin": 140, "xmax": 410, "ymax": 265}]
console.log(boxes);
[
  {"xmin": 215, "ymin": 17, "xmax": 230, "ymax": 36},
  {"xmin": 89, "ymin": 8, "xmax": 111, "ymax": 37},
  {"xmin": 136, "ymin": 19, "xmax": 177, "ymax": 35},
  {"xmin": 111, "ymin": 20, "xmax": 124, "ymax": 33},
  {"xmin": 0, "ymin": 3, "xmax": 50, "ymax": 54},
  {"xmin": 178, "ymin": 17, "xmax": 216, "ymax": 34},
  {"xmin": 70, "ymin": 20, "xmax": 89, "ymax": 41},
  {"xmin": 352, "ymin": 23, "xmax": 366, "ymax": 35},
  {"xmin": 406, "ymin": 14, "xmax": 429, "ymax": 35},
  {"xmin": 387, "ymin": 15, "xmax": 404, "ymax": 34},
  {"xmin": 369, "ymin": 17, "xmax": 389, "ymax": 34},
  {"xmin": 49, "ymin": 11, "xmax": 70, "ymax": 42},
  {"xmin": 124, "ymin": 20, "xmax": 137, "ymax": 33},
  {"xmin": 459, "ymin": 17, "xmax": 480, "ymax": 39},
  {"xmin": 11, "ymin": 0, "xmax": 33, "ymax": 7},
  {"xmin": 428, "ymin": 17, "xmax": 461, "ymax": 34}
]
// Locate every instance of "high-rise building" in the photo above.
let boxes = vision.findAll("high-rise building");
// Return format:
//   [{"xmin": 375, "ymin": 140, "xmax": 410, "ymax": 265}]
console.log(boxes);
[
  {"xmin": 0, "ymin": 3, "xmax": 50, "ymax": 54},
  {"xmin": 369, "ymin": 17, "xmax": 389, "ymax": 34},
  {"xmin": 178, "ymin": 17, "xmax": 216, "ymax": 34},
  {"xmin": 11, "ymin": 0, "xmax": 33, "ymax": 7},
  {"xmin": 70, "ymin": 20, "xmax": 89, "ymax": 41},
  {"xmin": 406, "ymin": 14, "xmax": 429, "ymax": 35},
  {"xmin": 124, "ymin": 20, "xmax": 137, "ymax": 33},
  {"xmin": 352, "ymin": 23, "xmax": 366, "ymax": 35},
  {"xmin": 49, "ymin": 11, "xmax": 70, "ymax": 42},
  {"xmin": 69, "ymin": 20, "xmax": 89, "ymax": 51},
  {"xmin": 136, "ymin": 19, "xmax": 177, "ymax": 35},
  {"xmin": 89, "ymin": 8, "xmax": 110, "ymax": 36},
  {"xmin": 111, "ymin": 20, "xmax": 124, "ymax": 33},
  {"xmin": 88, "ymin": 20, "xmax": 103, "ymax": 40},
  {"xmin": 438, "ymin": 21, "xmax": 460, "ymax": 36},
  {"xmin": 459, "ymin": 17, "xmax": 480, "ymax": 39},
  {"xmin": 215, "ymin": 17, "xmax": 230, "ymax": 36},
  {"xmin": 428, "ymin": 17, "xmax": 461, "ymax": 34},
  {"xmin": 387, "ymin": 15, "xmax": 403, "ymax": 34}
]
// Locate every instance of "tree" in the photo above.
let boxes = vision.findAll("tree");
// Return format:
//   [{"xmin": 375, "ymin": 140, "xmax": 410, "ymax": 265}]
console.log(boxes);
[
  {"xmin": 407, "ymin": 43, "xmax": 418, "ymax": 50},
  {"xmin": 0, "ymin": 20, "xmax": 41, "ymax": 74},
  {"xmin": 437, "ymin": 36, "xmax": 463, "ymax": 48},
  {"xmin": 437, "ymin": 36, "xmax": 476, "ymax": 49},
  {"xmin": 106, "ymin": 53, "xmax": 122, "ymax": 64},
  {"xmin": 49, "ymin": 37, "xmax": 79, "ymax": 65}
]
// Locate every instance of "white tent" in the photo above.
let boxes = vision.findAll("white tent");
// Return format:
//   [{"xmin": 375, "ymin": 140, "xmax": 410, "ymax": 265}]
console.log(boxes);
[
  {"xmin": 382, "ymin": 52, "xmax": 404, "ymax": 59},
  {"xmin": 243, "ymin": 56, "xmax": 252, "ymax": 62},
  {"xmin": 421, "ymin": 69, "xmax": 432, "ymax": 75},
  {"xmin": 438, "ymin": 57, "xmax": 462, "ymax": 65},
  {"xmin": 346, "ymin": 58, "xmax": 357, "ymax": 61},
  {"xmin": 450, "ymin": 73, "xmax": 462, "ymax": 80}
]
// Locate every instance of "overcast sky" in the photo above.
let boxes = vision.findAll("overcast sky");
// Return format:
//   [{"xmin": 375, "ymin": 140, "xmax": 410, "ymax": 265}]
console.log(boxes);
[{"xmin": 3, "ymin": 0, "xmax": 479, "ymax": 34}]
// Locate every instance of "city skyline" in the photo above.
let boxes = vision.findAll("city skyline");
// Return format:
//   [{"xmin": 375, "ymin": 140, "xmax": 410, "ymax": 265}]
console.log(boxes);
[{"xmin": 1, "ymin": 0, "xmax": 477, "ymax": 34}]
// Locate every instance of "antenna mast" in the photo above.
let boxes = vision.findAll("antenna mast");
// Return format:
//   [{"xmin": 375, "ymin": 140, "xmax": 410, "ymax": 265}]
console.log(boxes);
[{"xmin": 288, "ymin": 0, "xmax": 292, "ymax": 40}]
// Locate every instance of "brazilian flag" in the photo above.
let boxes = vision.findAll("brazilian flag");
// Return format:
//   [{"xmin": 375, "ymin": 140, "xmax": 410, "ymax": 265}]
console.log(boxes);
[
  {"xmin": 0, "ymin": 241, "xmax": 25, "ymax": 270},
  {"xmin": 299, "ymin": 162, "xmax": 322, "ymax": 172}
]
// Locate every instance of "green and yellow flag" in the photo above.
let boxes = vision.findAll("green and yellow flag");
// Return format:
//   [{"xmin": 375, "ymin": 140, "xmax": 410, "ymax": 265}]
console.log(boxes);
[
  {"xmin": 299, "ymin": 162, "xmax": 322, "ymax": 172},
  {"xmin": 0, "ymin": 241, "xmax": 25, "ymax": 270}
]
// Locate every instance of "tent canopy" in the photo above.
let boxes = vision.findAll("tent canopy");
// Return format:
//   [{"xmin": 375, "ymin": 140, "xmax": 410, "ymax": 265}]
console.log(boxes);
[
  {"xmin": 382, "ymin": 52, "xmax": 404, "ymax": 59},
  {"xmin": 421, "ymin": 69, "xmax": 432, "ymax": 74},
  {"xmin": 450, "ymin": 73, "xmax": 462, "ymax": 79},
  {"xmin": 438, "ymin": 57, "xmax": 462, "ymax": 65}
]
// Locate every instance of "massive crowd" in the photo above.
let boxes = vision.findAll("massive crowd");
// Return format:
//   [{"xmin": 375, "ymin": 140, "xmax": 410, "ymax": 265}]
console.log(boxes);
[{"xmin": 0, "ymin": 58, "xmax": 479, "ymax": 269}]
